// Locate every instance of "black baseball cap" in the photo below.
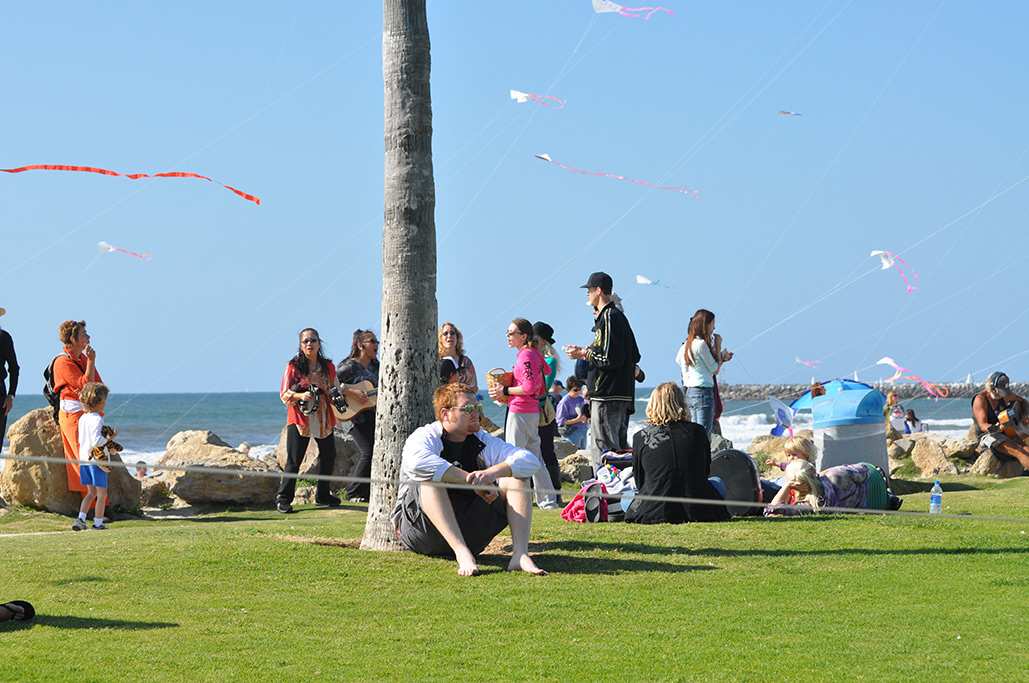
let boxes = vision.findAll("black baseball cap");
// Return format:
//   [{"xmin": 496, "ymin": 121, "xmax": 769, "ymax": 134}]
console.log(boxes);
[
  {"xmin": 987, "ymin": 371, "xmax": 1010, "ymax": 393},
  {"xmin": 580, "ymin": 271, "xmax": 613, "ymax": 294}
]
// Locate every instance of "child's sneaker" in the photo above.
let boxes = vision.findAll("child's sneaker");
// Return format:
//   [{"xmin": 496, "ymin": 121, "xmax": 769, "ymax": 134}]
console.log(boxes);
[
  {"xmin": 72, "ymin": 518, "xmax": 88, "ymax": 531},
  {"xmin": 91, "ymin": 522, "xmax": 107, "ymax": 530}
]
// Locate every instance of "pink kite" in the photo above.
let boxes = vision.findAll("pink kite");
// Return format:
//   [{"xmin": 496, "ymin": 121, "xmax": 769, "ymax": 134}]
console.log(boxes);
[
  {"xmin": 795, "ymin": 357, "xmax": 821, "ymax": 369},
  {"xmin": 592, "ymin": 0, "xmax": 673, "ymax": 20},
  {"xmin": 98, "ymin": 241, "xmax": 151, "ymax": 261},
  {"xmin": 510, "ymin": 90, "xmax": 565, "ymax": 110},
  {"xmin": 534, "ymin": 153, "xmax": 699, "ymax": 198},
  {"xmin": 778, "ymin": 110, "xmax": 803, "ymax": 117},
  {"xmin": 870, "ymin": 250, "xmax": 918, "ymax": 294},
  {"xmin": 876, "ymin": 357, "xmax": 949, "ymax": 398},
  {"xmin": 1, "ymin": 164, "xmax": 261, "ymax": 205}
]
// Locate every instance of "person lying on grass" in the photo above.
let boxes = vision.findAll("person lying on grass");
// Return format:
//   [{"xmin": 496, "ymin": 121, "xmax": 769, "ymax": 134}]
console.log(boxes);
[
  {"xmin": 763, "ymin": 460, "xmax": 901, "ymax": 516},
  {"xmin": 392, "ymin": 382, "xmax": 547, "ymax": 576}
]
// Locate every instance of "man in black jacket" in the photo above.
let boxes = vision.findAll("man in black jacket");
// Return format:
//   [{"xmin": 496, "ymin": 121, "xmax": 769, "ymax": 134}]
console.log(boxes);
[
  {"xmin": 566, "ymin": 273, "xmax": 640, "ymax": 468},
  {"xmin": 0, "ymin": 308, "xmax": 19, "ymax": 449}
]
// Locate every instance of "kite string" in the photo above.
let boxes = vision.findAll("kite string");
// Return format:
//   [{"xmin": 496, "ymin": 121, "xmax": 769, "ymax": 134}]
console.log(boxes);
[
  {"xmin": 728, "ymin": 0, "xmax": 943, "ymax": 316},
  {"xmin": 464, "ymin": 0, "xmax": 854, "ymax": 346}
]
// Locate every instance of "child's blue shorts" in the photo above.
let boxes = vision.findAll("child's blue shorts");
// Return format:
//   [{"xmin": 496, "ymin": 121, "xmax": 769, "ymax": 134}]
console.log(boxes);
[{"xmin": 79, "ymin": 464, "xmax": 108, "ymax": 489}]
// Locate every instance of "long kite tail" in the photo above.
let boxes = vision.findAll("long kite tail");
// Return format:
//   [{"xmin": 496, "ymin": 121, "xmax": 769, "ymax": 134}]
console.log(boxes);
[{"xmin": 1, "ymin": 164, "xmax": 260, "ymax": 205}]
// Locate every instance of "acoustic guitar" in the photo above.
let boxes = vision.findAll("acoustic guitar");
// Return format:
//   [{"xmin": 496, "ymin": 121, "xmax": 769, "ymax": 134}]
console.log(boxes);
[
  {"xmin": 332, "ymin": 380, "xmax": 378, "ymax": 421},
  {"xmin": 996, "ymin": 404, "xmax": 1029, "ymax": 445}
]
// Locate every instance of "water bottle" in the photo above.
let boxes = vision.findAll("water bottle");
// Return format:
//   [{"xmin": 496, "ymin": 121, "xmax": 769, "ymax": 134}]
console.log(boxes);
[{"xmin": 929, "ymin": 480, "xmax": 943, "ymax": 514}]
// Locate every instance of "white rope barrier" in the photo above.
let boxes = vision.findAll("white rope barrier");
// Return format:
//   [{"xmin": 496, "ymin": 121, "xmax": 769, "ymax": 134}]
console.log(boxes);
[{"xmin": 1, "ymin": 453, "xmax": 1024, "ymax": 524}]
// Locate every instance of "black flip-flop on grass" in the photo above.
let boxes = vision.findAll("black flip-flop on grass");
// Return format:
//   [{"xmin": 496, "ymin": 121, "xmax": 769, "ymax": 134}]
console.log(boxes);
[{"xmin": 1, "ymin": 601, "xmax": 35, "ymax": 622}]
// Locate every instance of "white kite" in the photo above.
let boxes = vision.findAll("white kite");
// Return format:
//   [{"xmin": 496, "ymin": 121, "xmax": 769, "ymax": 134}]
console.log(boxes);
[
  {"xmin": 98, "ymin": 241, "xmax": 152, "ymax": 261},
  {"xmin": 592, "ymin": 0, "xmax": 673, "ymax": 20},
  {"xmin": 876, "ymin": 356, "xmax": 907, "ymax": 383},
  {"xmin": 509, "ymin": 89, "xmax": 565, "ymax": 109},
  {"xmin": 635, "ymin": 274, "xmax": 671, "ymax": 288},
  {"xmin": 870, "ymin": 249, "xmax": 918, "ymax": 293}
]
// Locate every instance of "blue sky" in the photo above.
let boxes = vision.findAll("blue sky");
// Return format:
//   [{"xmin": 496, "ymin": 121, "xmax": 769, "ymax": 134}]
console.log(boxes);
[{"xmin": 3, "ymin": 0, "xmax": 1029, "ymax": 394}]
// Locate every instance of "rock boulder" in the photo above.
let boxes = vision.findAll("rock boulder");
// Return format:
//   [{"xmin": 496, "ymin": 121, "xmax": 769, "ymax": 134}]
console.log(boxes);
[
  {"xmin": 159, "ymin": 430, "xmax": 278, "ymax": 505},
  {"xmin": 709, "ymin": 433, "xmax": 734, "ymax": 454},
  {"xmin": 553, "ymin": 437, "xmax": 578, "ymax": 460},
  {"xmin": 558, "ymin": 451, "xmax": 594, "ymax": 484},
  {"xmin": 969, "ymin": 450, "xmax": 1025, "ymax": 478},
  {"xmin": 0, "ymin": 408, "xmax": 141, "ymax": 516},
  {"xmin": 910, "ymin": 438, "xmax": 959, "ymax": 477}
]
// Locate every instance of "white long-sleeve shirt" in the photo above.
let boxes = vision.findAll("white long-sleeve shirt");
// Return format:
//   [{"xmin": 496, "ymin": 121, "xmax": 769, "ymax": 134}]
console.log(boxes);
[
  {"xmin": 393, "ymin": 421, "xmax": 541, "ymax": 514},
  {"xmin": 675, "ymin": 339, "xmax": 718, "ymax": 388}
]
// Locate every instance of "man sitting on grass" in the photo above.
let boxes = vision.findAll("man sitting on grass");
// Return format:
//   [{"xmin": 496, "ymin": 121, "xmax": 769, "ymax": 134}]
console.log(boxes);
[
  {"xmin": 972, "ymin": 371, "xmax": 1029, "ymax": 473},
  {"xmin": 391, "ymin": 383, "xmax": 547, "ymax": 576}
]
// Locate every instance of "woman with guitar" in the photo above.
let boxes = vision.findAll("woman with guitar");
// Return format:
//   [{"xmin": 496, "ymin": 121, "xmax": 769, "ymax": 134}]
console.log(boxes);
[
  {"xmin": 337, "ymin": 329, "xmax": 379, "ymax": 502},
  {"xmin": 278, "ymin": 328, "xmax": 357, "ymax": 513}
]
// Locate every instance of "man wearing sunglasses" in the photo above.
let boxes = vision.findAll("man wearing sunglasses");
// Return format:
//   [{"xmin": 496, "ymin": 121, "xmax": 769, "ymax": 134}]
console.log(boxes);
[{"xmin": 392, "ymin": 383, "xmax": 547, "ymax": 576}]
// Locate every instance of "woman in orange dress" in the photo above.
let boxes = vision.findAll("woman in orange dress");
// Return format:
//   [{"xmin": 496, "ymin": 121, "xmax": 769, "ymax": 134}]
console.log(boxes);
[{"xmin": 52, "ymin": 320, "xmax": 101, "ymax": 495}]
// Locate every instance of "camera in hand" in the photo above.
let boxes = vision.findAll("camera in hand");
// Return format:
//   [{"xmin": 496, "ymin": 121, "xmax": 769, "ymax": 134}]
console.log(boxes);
[
  {"xmin": 328, "ymin": 386, "xmax": 349, "ymax": 414},
  {"xmin": 293, "ymin": 383, "xmax": 321, "ymax": 415}
]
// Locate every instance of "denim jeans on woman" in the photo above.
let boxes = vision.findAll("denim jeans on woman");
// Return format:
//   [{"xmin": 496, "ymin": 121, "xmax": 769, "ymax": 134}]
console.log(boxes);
[{"xmin": 686, "ymin": 386, "xmax": 714, "ymax": 434}]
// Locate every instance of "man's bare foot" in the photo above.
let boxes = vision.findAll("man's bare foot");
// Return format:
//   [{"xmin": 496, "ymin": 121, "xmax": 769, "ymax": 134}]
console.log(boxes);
[
  {"xmin": 456, "ymin": 550, "xmax": 480, "ymax": 576},
  {"xmin": 508, "ymin": 553, "xmax": 547, "ymax": 576}
]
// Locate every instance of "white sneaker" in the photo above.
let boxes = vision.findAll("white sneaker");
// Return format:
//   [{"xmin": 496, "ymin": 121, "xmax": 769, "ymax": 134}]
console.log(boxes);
[{"xmin": 72, "ymin": 518, "xmax": 88, "ymax": 531}]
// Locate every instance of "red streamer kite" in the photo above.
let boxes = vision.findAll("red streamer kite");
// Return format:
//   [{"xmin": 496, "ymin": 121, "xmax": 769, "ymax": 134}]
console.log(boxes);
[{"xmin": 1, "ymin": 164, "xmax": 260, "ymax": 205}]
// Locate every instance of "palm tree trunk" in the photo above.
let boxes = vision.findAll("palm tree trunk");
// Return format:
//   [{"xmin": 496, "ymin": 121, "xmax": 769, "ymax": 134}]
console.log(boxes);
[{"xmin": 361, "ymin": 0, "xmax": 437, "ymax": 550}]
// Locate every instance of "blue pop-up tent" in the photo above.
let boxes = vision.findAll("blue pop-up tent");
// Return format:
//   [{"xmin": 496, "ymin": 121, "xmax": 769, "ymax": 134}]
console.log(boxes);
[{"xmin": 790, "ymin": 378, "xmax": 877, "ymax": 412}]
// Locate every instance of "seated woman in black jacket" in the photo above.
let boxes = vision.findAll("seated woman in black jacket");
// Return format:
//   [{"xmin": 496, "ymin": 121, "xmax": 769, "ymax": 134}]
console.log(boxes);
[{"xmin": 625, "ymin": 382, "xmax": 730, "ymax": 524}]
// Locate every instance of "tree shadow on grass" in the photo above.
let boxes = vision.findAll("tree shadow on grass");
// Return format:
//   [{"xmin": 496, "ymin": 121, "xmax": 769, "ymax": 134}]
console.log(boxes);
[
  {"xmin": 891, "ymin": 479, "xmax": 982, "ymax": 495},
  {"xmin": 51, "ymin": 576, "xmax": 109, "ymax": 586},
  {"xmin": 1, "ymin": 615, "xmax": 177, "ymax": 631},
  {"xmin": 542, "ymin": 539, "xmax": 1028, "ymax": 559},
  {"xmin": 475, "ymin": 552, "xmax": 717, "ymax": 575}
]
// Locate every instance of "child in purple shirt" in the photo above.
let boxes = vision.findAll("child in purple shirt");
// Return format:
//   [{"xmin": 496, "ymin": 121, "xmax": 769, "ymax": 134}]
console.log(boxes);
[{"xmin": 556, "ymin": 376, "xmax": 589, "ymax": 450}]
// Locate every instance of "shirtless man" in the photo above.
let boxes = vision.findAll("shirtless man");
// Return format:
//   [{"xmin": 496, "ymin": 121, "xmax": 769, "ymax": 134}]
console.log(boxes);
[
  {"xmin": 971, "ymin": 371, "xmax": 1029, "ymax": 472},
  {"xmin": 392, "ymin": 383, "xmax": 547, "ymax": 576}
]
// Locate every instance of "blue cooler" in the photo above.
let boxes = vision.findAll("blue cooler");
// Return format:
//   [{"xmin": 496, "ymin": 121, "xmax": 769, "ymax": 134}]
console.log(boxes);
[{"xmin": 812, "ymin": 389, "xmax": 888, "ymax": 472}]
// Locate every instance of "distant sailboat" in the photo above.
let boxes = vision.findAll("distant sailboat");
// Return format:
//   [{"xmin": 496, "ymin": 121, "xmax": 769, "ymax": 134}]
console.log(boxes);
[{"xmin": 964, "ymin": 373, "xmax": 973, "ymax": 386}]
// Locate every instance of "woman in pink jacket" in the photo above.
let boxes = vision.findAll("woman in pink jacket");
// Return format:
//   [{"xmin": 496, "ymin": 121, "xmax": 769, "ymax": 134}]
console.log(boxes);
[{"xmin": 488, "ymin": 318, "xmax": 549, "ymax": 470}]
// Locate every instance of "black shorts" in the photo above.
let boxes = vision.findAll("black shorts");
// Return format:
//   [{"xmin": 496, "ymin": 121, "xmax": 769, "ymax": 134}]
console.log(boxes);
[{"xmin": 395, "ymin": 484, "xmax": 509, "ymax": 558}]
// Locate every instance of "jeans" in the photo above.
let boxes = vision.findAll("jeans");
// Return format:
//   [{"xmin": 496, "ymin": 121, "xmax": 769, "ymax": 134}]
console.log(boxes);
[
  {"xmin": 686, "ymin": 386, "xmax": 715, "ymax": 434},
  {"xmin": 346, "ymin": 417, "xmax": 375, "ymax": 500},
  {"xmin": 561, "ymin": 423, "xmax": 589, "ymax": 450}
]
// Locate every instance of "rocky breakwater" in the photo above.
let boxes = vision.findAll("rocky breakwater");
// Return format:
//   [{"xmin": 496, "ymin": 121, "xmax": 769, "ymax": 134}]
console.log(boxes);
[
  {"xmin": 717, "ymin": 383, "xmax": 1028, "ymax": 401},
  {"xmin": 0, "ymin": 408, "xmax": 141, "ymax": 516},
  {"xmin": 157, "ymin": 430, "xmax": 279, "ymax": 506}
]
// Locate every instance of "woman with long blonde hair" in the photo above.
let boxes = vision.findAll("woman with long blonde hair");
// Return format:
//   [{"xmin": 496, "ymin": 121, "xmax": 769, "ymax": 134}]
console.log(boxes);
[
  {"xmin": 624, "ymin": 382, "xmax": 730, "ymax": 524},
  {"xmin": 438, "ymin": 322, "xmax": 478, "ymax": 392}
]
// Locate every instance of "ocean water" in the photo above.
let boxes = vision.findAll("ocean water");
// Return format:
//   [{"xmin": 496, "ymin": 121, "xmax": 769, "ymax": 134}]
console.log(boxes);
[{"xmin": 1, "ymin": 390, "xmax": 974, "ymax": 472}]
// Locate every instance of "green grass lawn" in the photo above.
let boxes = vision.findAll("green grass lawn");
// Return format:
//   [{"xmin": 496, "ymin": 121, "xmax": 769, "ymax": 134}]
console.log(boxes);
[{"xmin": 2, "ymin": 477, "xmax": 1027, "ymax": 682}]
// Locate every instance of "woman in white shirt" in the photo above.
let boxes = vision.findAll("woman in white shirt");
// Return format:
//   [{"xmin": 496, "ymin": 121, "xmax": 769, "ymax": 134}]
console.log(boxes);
[{"xmin": 675, "ymin": 309, "xmax": 722, "ymax": 434}]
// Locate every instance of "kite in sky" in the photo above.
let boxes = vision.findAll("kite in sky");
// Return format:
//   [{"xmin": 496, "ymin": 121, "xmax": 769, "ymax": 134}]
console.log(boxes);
[
  {"xmin": 876, "ymin": 356, "xmax": 949, "ymax": 398},
  {"xmin": 534, "ymin": 153, "xmax": 699, "ymax": 198},
  {"xmin": 795, "ymin": 357, "xmax": 822, "ymax": 369},
  {"xmin": 870, "ymin": 249, "xmax": 918, "ymax": 293},
  {"xmin": 635, "ymin": 274, "xmax": 671, "ymax": 288},
  {"xmin": 510, "ymin": 89, "xmax": 565, "ymax": 109},
  {"xmin": 592, "ymin": 0, "xmax": 673, "ymax": 20},
  {"xmin": 98, "ymin": 241, "xmax": 152, "ymax": 261},
  {"xmin": 0, "ymin": 164, "xmax": 260, "ymax": 205},
  {"xmin": 778, "ymin": 110, "xmax": 803, "ymax": 117}
]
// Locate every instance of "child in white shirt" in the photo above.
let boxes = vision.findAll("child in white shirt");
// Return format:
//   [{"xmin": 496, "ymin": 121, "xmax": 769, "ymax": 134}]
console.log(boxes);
[{"xmin": 73, "ymin": 382, "xmax": 114, "ymax": 531}]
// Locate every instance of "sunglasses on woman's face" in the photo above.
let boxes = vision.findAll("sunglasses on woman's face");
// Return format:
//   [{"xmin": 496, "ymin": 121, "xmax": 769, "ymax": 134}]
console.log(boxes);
[{"xmin": 301, "ymin": 338, "xmax": 320, "ymax": 345}]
